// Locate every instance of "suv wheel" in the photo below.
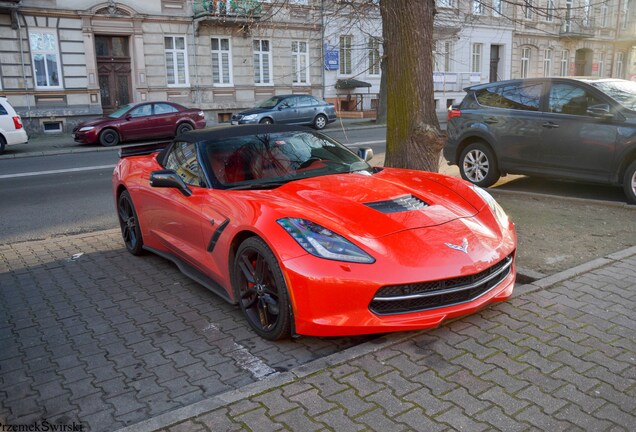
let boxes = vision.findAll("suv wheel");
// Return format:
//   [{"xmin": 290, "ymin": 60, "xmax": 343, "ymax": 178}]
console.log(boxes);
[
  {"xmin": 459, "ymin": 142, "xmax": 500, "ymax": 188},
  {"xmin": 624, "ymin": 160, "xmax": 636, "ymax": 205}
]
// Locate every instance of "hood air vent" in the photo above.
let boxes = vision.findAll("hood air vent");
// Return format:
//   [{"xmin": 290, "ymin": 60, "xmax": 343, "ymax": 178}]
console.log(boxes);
[{"xmin": 364, "ymin": 195, "xmax": 428, "ymax": 214}]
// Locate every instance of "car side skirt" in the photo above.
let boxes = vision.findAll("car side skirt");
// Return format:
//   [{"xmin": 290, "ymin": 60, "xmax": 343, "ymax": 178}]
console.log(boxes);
[{"xmin": 144, "ymin": 245, "xmax": 234, "ymax": 304}]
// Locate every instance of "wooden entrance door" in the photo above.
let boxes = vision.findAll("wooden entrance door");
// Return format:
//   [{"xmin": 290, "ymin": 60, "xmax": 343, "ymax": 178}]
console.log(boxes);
[{"xmin": 96, "ymin": 36, "xmax": 132, "ymax": 113}]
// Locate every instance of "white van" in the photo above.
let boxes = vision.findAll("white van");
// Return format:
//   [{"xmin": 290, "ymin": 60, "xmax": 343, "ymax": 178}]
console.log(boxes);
[{"xmin": 0, "ymin": 97, "xmax": 28, "ymax": 153}]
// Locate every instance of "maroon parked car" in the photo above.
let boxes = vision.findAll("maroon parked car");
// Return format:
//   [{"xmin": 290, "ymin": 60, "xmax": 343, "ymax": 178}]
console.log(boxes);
[{"xmin": 72, "ymin": 101, "xmax": 206, "ymax": 146}]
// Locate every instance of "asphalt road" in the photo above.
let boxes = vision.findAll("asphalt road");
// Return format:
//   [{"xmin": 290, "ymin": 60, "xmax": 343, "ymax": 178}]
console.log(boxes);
[{"xmin": 0, "ymin": 127, "xmax": 386, "ymax": 245}]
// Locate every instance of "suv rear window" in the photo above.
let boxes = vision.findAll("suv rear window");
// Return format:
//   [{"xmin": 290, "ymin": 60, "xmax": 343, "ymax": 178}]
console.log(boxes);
[{"xmin": 475, "ymin": 82, "xmax": 543, "ymax": 111}]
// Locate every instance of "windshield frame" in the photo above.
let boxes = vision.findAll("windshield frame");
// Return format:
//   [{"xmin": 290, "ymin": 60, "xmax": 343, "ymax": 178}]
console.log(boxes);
[{"xmin": 199, "ymin": 130, "xmax": 372, "ymax": 190}]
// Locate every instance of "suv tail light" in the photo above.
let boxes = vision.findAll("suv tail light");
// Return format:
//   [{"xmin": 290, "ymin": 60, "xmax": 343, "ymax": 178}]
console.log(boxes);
[
  {"xmin": 12, "ymin": 116, "xmax": 23, "ymax": 130},
  {"xmin": 447, "ymin": 106, "xmax": 461, "ymax": 121}
]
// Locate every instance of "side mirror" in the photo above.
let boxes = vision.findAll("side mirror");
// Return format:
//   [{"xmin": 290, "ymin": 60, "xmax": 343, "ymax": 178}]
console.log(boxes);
[
  {"xmin": 587, "ymin": 104, "xmax": 614, "ymax": 120},
  {"xmin": 125, "ymin": 114, "xmax": 132, "ymax": 120},
  {"xmin": 278, "ymin": 106, "xmax": 284, "ymax": 110},
  {"xmin": 149, "ymin": 169, "xmax": 192, "ymax": 197},
  {"xmin": 357, "ymin": 147, "xmax": 374, "ymax": 162}
]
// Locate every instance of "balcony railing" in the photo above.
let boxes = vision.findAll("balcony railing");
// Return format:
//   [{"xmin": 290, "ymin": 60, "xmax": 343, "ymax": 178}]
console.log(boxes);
[
  {"xmin": 192, "ymin": 0, "xmax": 262, "ymax": 19},
  {"xmin": 560, "ymin": 18, "xmax": 595, "ymax": 38}
]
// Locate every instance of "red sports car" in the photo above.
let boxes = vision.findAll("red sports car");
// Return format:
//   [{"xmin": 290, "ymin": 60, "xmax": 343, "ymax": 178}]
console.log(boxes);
[
  {"xmin": 73, "ymin": 101, "xmax": 206, "ymax": 147},
  {"xmin": 112, "ymin": 125, "xmax": 516, "ymax": 340}
]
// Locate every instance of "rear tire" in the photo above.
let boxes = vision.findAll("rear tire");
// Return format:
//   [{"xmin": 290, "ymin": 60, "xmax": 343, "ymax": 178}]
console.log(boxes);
[
  {"xmin": 0, "ymin": 137, "xmax": 6, "ymax": 154},
  {"xmin": 99, "ymin": 129, "xmax": 120, "ymax": 147},
  {"xmin": 117, "ymin": 190, "xmax": 145, "ymax": 255},
  {"xmin": 313, "ymin": 114, "xmax": 327, "ymax": 130},
  {"xmin": 459, "ymin": 141, "xmax": 500, "ymax": 188},
  {"xmin": 623, "ymin": 160, "xmax": 636, "ymax": 205}
]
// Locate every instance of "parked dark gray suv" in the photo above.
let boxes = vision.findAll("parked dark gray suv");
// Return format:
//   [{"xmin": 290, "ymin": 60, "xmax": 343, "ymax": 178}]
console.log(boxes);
[{"xmin": 444, "ymin": 78, "xmax": 636, "ymax": 204}]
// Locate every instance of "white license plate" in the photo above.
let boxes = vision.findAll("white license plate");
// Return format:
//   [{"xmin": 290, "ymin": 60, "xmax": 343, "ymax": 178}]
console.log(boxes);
[
  {"xmin": 231, "ymin": 121, "xmax": 238, "ymax": 125},
  {"xmin": 72, "ymin": 134, "xmax": 76, "ymax": 139}
]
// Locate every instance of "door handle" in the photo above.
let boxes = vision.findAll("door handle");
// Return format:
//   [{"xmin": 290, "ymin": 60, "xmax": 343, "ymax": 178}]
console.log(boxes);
[
  {"xmin": 484, "ymin": 117, "xmax": 499, "ymax": 124},
  {"xmin": 542, "ymin": 122, "xmax": 560, "ymax": 129}
]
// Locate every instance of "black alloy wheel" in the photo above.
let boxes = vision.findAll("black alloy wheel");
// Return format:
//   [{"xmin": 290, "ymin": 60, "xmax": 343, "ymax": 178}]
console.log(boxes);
[
  {"xmin": 176, "ymin": 122, "xmax": 194, "ymax": 135},
  {"xmin": 259, "ymin": 118, "xmax": 273, "ymax": 125},
  {"xmin": 99, "ymin": 128, "xmax": 120, "ymax": 147},
  {"xmin": 233, "ymin": 237, "xmax": 291, "ymax": 340},
  {"xmin": 117, "ymin": 190, "xmax": 144, "ymax": 255}
]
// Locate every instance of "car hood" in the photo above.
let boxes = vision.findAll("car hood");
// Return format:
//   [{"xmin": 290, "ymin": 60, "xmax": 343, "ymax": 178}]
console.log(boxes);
[
  {"xmin": 237, "ymin": 108, "xmax": 272, "ymax": 116},
  {"xmin": 76, "ymin": 117, "xmax": 116, "ymax": 128},
  {"xmin": 264, "ymin": 169, "xmax": 481, "ymax": 239}
]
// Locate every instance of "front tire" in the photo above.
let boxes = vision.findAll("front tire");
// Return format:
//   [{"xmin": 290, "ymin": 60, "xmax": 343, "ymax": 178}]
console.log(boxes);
[
  {"xmin": 623, "ymin": 160, "xmax": 636, "ymax": 205},
  {"xmin": 459, "ymin": 142, "xmax": 500, "ymax": 187},
  {"xmin": 313, "ymin": 114, "xmax": 327, "ymax": 130},
  {"xmin": 233, "ymin": 237, "xmax": 291, "ymax": 340},
  {"xmin": 99, "ymin": 129, "xmax": 120, "ymax": 147},
  {"xmin": 117, "ymin": 190, "xmax": 144, "ymax": 255},
  {"xmin": 259, "ymin": 118, "xmax": 273, "ymax": 125}
]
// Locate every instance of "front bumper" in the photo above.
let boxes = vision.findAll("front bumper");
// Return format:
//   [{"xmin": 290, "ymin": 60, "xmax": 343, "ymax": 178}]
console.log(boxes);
[
  {"xmin": 72, "ymin": 128, "xmax": 99, "ymax": 144},
  {"xmin": 281, "ymin": 219, "xmax": 517, "ymax": 337}
]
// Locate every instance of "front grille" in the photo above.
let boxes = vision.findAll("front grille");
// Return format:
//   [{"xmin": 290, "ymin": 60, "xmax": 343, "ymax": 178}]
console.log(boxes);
[
  {"xmin": 364, "ymin": 195, "xmax": 428, "ymax": 213},
  {"xmin": 369, "ymin": 254, "xmax": 513, "ymax": 315}
]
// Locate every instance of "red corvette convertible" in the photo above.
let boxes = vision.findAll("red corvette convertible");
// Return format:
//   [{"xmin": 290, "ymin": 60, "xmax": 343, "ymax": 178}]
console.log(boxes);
[{"xmin": 112, "ymin": 125, "xmax": 516, "ymax": 340}]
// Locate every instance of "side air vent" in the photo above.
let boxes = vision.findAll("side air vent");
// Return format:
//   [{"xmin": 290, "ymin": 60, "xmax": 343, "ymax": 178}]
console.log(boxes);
[{"xmin": 364, "ymin": 195, "xmax": 428, "ymax": 214}]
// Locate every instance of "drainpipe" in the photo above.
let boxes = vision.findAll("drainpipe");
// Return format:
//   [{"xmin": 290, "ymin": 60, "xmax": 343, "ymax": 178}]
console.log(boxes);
[
  {"xmin": 15, "ymin": 9, "xmax": 31, "ymax": 117},
  {"xmin": 191, "ymin": 19, "xmax": 200, "ymax": 105}
]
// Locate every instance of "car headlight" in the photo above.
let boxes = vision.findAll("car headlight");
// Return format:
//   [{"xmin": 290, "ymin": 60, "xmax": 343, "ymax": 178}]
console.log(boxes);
[
  {"xmin": 277, "ymin": 218, "xmax": 375, "ymax": 264},
  {"xmin": 242, "ymin": 114, "xmax": 258, "ymax": 121},
  {"xmin": 472, "ymin": 186, "xmax": 509, "ymax": 228},
  {"xmin": 79, "ymin": 126, "xmax": 95, "ymax": 132}
]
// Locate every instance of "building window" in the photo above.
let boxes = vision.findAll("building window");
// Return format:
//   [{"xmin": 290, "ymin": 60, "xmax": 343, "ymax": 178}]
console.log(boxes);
[
  {"xmin": 493, "ymin": 0, "xmax": 502, "ymax": 16},
  {"xmin": 471, "ymin": 43, "xmax": 482, "ymax": 73},
  {"xmin": 368, "ymin": 37, "xmax": 381, "ymax": 76},
  {"xmin": 472, "ymin": 1, "xmax": 484, "ymax": 15},
  {"xmin": 253, "ymin": 39, "xmax": 272, "ymax": 85},
  {"xmin": 29, "ymin": 30, "xmax": 63, "ymax": 89},
  {"xmin": 339, "ymin": 35, "xmax": 352, "ymax": 75},
  {"xmin": 436, "ymin": 40, "xmax": 453, "ymax": 72},
  {"xmin": 598, "ymin": 52, "xmax": 605, "ymax": 77},
  {"xmin": 521, "ymin": 47, "xmax": 531, "ymax": 78},
  {"xmin": 565, "ymin": 0, "xmax": 573, "ymax": 32},
  {"xmin": 583, "ymin": 0, "xmax": 591, "ymax": 26},
  {"xmin": 544, "ymin": 49, "xmax": 552, "ymax": 77},
  {"xmin": 600, "ymin": 2, "xmax": 609, "ymax": 27},
  {"xmin": 622, "ymin": 0, "xmax": 629, "ymax": 30},
  {"xmin": 546, "ymin": 0, "xmax": 555, "ymax": 22},
  {"xmin": 164, "ymin": 36, "xmax": 189, "ymax": 87},
  {"xmin": 560, "ymin": 50, "xmax": 569, "ymax": 76},
  {"xmin": 616, "ymin": 52, "xmax": 624, "ymax": 78},
  {"xmin": 211, "ymin": 37, "xmax": 232, "ymax": 86},
  {"xmin": 292, "ymin": 40, "xmax": 309, "ymax": 84},
  {"xmin": 523, "ymin": 0, "xmax": 534, "ymax": 20}
]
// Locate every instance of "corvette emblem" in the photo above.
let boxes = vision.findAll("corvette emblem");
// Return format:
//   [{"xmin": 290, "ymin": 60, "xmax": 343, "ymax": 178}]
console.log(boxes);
[{"xmin": 445, "ymin": 238, "xmax": 469, "ymax": 254}]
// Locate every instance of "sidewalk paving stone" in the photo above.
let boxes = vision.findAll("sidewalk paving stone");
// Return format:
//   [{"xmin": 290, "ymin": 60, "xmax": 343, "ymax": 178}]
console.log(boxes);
[{"xmin": 1, "ymin": 230, "xmax": 635, "ymax": 431}]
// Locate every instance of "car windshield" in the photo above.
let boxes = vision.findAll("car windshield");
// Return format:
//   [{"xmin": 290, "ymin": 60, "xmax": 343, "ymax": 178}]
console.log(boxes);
[
  {"xmin": 588, "ymin": 80, "xmax": 636, "ymax": 111},
  {"xmin": 202, "ymin": 131, "xmax": 371, "ymax": 189},
  {"xmin": 257, "ymin": 97, "xmax": 284, "ymax": 109},
  {"xmin": 108, "ymin": 104, "xmax": 134, "ymax": 118}
]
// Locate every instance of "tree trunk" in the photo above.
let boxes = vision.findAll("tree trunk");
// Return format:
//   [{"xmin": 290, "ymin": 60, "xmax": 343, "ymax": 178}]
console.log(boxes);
[{"xmin": 380, "ymin": 0, "xmax": 445, "ymax": 172}]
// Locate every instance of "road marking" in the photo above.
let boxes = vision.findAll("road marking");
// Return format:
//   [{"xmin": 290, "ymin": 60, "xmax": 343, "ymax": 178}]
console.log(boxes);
[
  {"xmin": 344, "ymin": 139, "xmax": 386, "ymax": 146},
  {"xmin": 202, "ymin": 322, "xmax": 276, "ymax": 380},
  {"xmin": 0, "ymin": 164, "xmax": 116, "ymax": 179}
]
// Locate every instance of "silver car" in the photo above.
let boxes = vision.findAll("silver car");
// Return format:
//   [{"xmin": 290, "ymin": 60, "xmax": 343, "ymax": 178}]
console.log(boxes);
[{"xmin": 231, "ymin": 95, "xmax": 337, "ymax": 130}]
